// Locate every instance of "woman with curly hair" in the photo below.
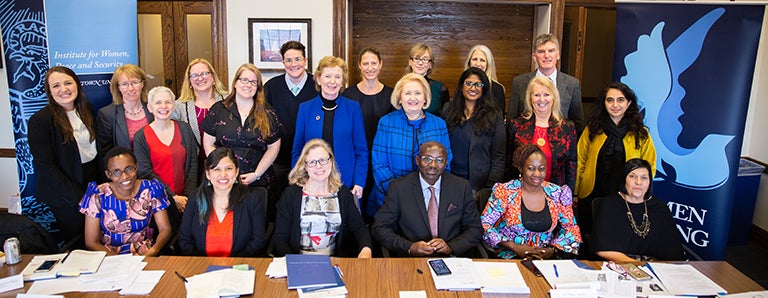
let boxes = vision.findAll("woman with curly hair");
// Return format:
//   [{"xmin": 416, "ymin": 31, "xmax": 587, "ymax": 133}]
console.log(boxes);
[{"xmin": 575, "ymin": 81, "xmax": 655, "ymax": 234}]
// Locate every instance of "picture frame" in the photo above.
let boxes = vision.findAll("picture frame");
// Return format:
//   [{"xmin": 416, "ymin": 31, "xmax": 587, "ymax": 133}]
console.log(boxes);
[{"xmin": 248, "ymin": 18, "xmax": 311, "ymax": 71}]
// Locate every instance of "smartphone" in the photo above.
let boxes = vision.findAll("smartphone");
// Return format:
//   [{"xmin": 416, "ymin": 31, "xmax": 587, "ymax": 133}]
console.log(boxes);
[
  {"xmin": 619, "ymin": 263, "xmax": 652, "ymax": 281},
  {"xmin": 521, "ymin": 259, "xmax": 543, "ymax": 277},
  {"xmin": 428, "ymin": 259, "xmax": 452, "ymax": 276},
  {"xmin": 35, "ymin": 259, "xmax": 60, "ymax": 273}
]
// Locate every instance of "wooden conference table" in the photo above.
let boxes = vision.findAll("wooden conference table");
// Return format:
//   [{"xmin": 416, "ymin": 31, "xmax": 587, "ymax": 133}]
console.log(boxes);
[{"xmin": 0, "ymin": 255, "xmax": 764, "ymax": 297}]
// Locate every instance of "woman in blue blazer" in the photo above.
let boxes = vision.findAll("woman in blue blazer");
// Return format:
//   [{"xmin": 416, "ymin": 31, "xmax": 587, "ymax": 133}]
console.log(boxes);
[{"xmin": 292, "ymin": 56, "xmax": 368, "ymax": 205}]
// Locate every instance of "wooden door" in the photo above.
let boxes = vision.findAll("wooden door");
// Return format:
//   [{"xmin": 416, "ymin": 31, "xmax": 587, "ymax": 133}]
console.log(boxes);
[
  {"xmin": 137, "ymin": 0, "xmax": 228, "ymax": 94},
  {"xmin": 563, "ymin": 5, "xmax": 615, "ymax": 103}
]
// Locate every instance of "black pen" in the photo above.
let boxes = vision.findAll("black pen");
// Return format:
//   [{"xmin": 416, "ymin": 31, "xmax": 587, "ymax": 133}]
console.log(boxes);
[
  {"xmin": 175, "ymin": 271, "xmax": 188, "ymax": 283},
  {"xmin": 416, "ymin": 268, "xmax": 423, "ymax": 274}
]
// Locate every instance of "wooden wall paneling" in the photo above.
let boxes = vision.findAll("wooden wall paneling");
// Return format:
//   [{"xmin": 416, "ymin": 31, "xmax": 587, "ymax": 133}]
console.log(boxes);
[
  {"xmin": 212, "ymin": 0, "xmax": 228, "ymax": 86},
  {"xmin": 0, "ymin": 149, "xmax": 15, "ymax": 158},
  {"xmin": 580, "ymin": 7, "xmax": 615, "ymax": 100},
  {"xmin": 350, "ymin": 0, "xmax": 538, "ymax": 103},
  {"xmin": 334, "ymin": 0, "xmax": 347, "ymax": 58}
]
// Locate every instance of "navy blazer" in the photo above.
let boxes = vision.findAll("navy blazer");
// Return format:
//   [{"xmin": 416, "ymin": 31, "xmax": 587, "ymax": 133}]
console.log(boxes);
[
  {"xmin": 372, "ymin": 172, "xmax": 483, "ymax": 257},
  {"xmin": 96, "ymin": 103, "xmax": 154, "ymax": 154},
  {"xmin": 272, "ymin": 185, "xmax": 372, "ymax": 257},
  {"xmin": 264, "ymin": 73, "xmax": 318, "ymax": 165},
  {"xmin": 178, "ymin": 186, "xmax": 267, "ymax": 257},
  {"xmin": 291, "ymin": 96, "xmax": 368, "ymax": 188},
  {"xmin": 507, "ymin": 71, "xmax": 583, "ymax": 132}
]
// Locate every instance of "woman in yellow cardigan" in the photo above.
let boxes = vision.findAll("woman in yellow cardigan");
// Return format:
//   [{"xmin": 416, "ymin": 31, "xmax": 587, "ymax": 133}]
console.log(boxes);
[{"xmin": 575, "ymin": 82, "xmax": 655, "ymax": 235}]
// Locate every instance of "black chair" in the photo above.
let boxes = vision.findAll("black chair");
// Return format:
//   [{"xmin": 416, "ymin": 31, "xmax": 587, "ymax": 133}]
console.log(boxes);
[
  {"xmin": 254, "ymin": 187, "xmax": 274, "ymax": 257},
  {"xmin": 0, "ymin": 213, "xmax": 59, "ymax": 254}
]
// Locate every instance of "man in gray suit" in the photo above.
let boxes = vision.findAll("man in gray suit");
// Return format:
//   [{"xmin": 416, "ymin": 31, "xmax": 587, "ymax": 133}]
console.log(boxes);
[
  {"xmin": 372, "ymin": 141, "xmax": 483, "ymax": 257},
  {"xmin": 508, "ymin": 33, "xmax": 584, "ymax": 133}
]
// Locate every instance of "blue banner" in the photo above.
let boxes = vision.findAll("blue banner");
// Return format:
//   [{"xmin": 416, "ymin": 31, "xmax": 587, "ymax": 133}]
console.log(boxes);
[
  {"xmin": 0, "ymin": 0, "xmax": 136, "ymax": 236},
  {"xmin": 614, "ymin": 3, "xmax": 764, "ymax": 259}
]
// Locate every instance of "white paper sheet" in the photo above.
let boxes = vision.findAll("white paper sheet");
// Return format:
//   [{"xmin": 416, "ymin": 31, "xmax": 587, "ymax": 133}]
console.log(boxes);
[
  {"xmin": 399, "ymin": 290, "xmax": 427, "ymax": 298},
  {"xmin": 648, "ymin": 262, "xmax": 727, "ymax": 296},
  {"xmin": 0, "ymin": 274, "xmax": 23, "ymax": 294},
  {"xmin": 474, "ymin": 261, "xmax": 530, "ymax": 294},
  {"xmin": 185, "ymin": 268, "xmax": 255, "ymax": 298},
  {"xmin": 119, "ymin": 270, "xmax": 165, "ymax": 295},
  {"xmin": 429, "ymin": 258, "xmax": 483, "ymax": 291},
  {"xmin": 265, "ymin": 257, "xmax": 287, "ymax": 278}
]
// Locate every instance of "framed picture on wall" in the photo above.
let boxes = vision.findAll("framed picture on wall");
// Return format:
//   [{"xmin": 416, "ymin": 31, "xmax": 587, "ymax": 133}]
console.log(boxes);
[{"xmin": 248, "ymin": 18, "xmax": 311, "ymax": 71}]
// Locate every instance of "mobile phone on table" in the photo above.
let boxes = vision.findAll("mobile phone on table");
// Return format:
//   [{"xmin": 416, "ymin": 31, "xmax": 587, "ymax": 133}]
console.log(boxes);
[
  {"xmin": 521, "ymin": 259, "xmax": 543, "ymax": 277},
  {"xmin": 428, "ymin": 259, "xmax": 452, "ymax": 276},
  {"xmin": 619, "ymin": 263, "xmax": 652, "ymax": 281},
  {"xmin": 35, "ymin": 259, "xmax": 60, "ymax": 273}
]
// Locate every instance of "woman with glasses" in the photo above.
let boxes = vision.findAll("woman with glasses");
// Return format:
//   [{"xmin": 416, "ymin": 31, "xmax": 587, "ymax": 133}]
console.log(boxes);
[
  {"xmin": 79, "ymin": 147, "xmax": 172, "ymax": 256},
  {"xmin": 368, "ymin": 73, "xmax": 452, "ymax": 217},
  {"xmin": 464, "ymin": 45, "xmax": 506, "ymax": 117},
  {"xmin": 442, "ymin": 68, "xmax": 505, "ymax": 192},
  {"xmin": 178, "ymin": 147, "xmax": 267, "ymax": 257},
  {"xmin": 29, "ymin": 66, "xmax": 100, "ymax": 246},
  {"xmin": 97, "ymin": 64, "xmax": 153, "ymax": 154},
  {"xmin": 202, "ymin": 63, "xmax": 283, "ymax": 192},
  {"xmin": 172, "ymin": 58, "xmax": 227, "ymax": 178},
  {"xmin": 274, "ymin": 139, "xmax": 372, "ymax": 257},
  {"xmin": 134, "ymin": 87, "xmax": 198, "ymax": 213},
  {"xmin": 293, "ymin": 56, "xmax": 368, "ymax": 206},
  {"xmin": 405, "ymin": 43, "xmax": 449, "ymax": 115}
]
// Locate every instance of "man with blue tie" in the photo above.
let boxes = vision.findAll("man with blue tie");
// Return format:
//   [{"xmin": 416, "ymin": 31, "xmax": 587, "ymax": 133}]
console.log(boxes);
[{"xmin": 372, "ymin": 141, "xmax": 483, "ymax": 257}]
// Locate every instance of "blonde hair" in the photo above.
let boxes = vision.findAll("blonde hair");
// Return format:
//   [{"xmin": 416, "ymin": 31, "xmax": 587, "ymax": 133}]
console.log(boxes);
[
  {"xmin": 522, "ymin": 76, "xmax": 563, "ymax": 125},
  {"xmin": 405, "ymin": 43, "xmax": 434, "ymax": 76},
  {"xmin": 178, "ymin": 58, "xmax": 228, "ymax": 103},
  {"xmin": 313, "ymin": 56, "xmax": 349, "ymax": 94},
  {"xmin": 464, "ymin": 45, "xmax": 499, "ymax": 82},
  {"xmin": 390, "ymin": 73, "xmax": 431, "ymax": 110},
  {"xmin": 110, "ymin": 64, "xmax": 148, "ymax": 104},
  {"xmin": 288, "ymin": 139, "xmax": 343, "ymax": 193},
  {"xmin": 225, "ymin": 63, "xmax": 272, "ymax": 138}
]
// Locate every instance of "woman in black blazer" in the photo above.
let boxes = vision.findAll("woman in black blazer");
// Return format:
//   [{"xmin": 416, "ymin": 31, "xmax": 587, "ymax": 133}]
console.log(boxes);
[
  {"xmin": 442, "ymin": 67, "xmax": 506, "ymax": 191},
  {"xmin": 28, "ymin": 66, "xmax": 100, "ymax": 245},
  {"xmin": 273, "ymin": 139, "xmax": 372, "ymax": 257},
  {"xmin": 96, "ymin": 64, "xmax": 153, "ymax": 154},
  {"xmin": 177, "ymin": 147, "xmax": 267, "ymax": 257}
]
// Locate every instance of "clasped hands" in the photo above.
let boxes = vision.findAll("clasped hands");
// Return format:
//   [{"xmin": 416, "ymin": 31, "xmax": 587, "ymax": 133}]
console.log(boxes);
[{"xmin": 409, "ymin": 238, "xmax": 452, "ymax": 256}]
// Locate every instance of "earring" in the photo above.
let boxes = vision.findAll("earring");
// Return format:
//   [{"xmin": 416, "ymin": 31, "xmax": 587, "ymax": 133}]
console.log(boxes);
[{"xmin": 206, "ymin": 180, "xmax": 211, "ymax": 187}]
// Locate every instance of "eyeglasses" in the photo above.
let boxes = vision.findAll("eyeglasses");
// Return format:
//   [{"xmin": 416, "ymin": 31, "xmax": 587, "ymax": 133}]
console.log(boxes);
[
  {"xmin": 237, "ymin": 77, "xmax": 260, "ymax": 87},
  {"xmin": 189, "ymin": 71, "xmax": 210, "ymax": 80},
  {"xmin": 118, "ymin": 80, "xmax": 143, "ymax": 89},
  {"xmin": 463, "ymin": 81, "xmax": 485, "ymax": 88},
  {"xmin": 420, "ymin": 155, "xmax": 446, "ymax": 165},
  {"xmin": 106, "ymin": 165, "xmax": 137, "ymax": 178},
  {"xmin": 410, "ymin": 57, "xmax": 432, "ymax": 64},
  {"xmin": 283, "ymin": 57, "xmax": 306, "ymax": 64},
  {"xmin": 305, "ymin": 157, "xmax": 331, "ymax": 168}
]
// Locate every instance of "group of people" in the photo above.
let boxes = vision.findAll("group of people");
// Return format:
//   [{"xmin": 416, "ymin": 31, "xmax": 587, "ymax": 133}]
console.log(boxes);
[{"xmin": 28, "ymin": 34, "xmax": 683, "ymax": 262}]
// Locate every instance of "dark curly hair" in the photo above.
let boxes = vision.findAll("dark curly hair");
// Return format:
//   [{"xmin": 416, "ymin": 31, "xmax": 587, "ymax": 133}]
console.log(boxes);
[
  {"xmin": 512, "ymin": 144, "xmax": 544, "ymax": 172},
  {"xmin": 586, "ymin": 82, "xmax": 648, "ymax": 148},
  {"xmin": 442, "ymin": 67, "xmax": 500, "ymax": 135}
]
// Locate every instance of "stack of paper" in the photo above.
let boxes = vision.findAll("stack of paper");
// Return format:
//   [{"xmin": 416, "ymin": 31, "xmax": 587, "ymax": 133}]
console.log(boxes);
[
  {"xmin": 265, "ymin": 257, "xmax": 287, "ymax": 278},
  {"xmin": 429, "ymin": 258, "xmax": 483, "ymax": 291},
  {"xmin": 648, "ymin": 262, "xmax": 727, "ymax": 296},
  {"xmin": 474, "ymin": 261, "xmax": 529, "ymax": 294},
  {"xmin": 184, "ymin": 268, "xmax": 255, "ymax": 298},
  {"xmin": 26, "ymin": 255, "xmax": 149, "ymax": 295},
  {"xmin": 297, "ymin": 267, "xmax": 347, "ymax": 298}
]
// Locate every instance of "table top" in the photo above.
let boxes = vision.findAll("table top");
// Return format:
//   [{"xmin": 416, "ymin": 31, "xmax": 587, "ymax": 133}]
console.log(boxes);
[{"xmin": 1, "ymin": 255, "xmax": 764, "ymax": 297}]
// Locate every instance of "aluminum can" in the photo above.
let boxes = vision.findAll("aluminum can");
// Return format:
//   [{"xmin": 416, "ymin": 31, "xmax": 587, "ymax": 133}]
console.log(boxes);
[{"xmin": 3, "ymin": 237, "xmax": 20, "ymax": 265}]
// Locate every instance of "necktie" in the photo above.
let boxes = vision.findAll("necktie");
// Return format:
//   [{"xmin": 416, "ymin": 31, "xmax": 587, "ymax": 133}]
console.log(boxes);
[
  {"xmin": 428, "ymin": 186, "xmax": 438, "ymax": 238},
  {"xmin": 290, "ymin": 86, "xmax": 300, "ymax": 96}
]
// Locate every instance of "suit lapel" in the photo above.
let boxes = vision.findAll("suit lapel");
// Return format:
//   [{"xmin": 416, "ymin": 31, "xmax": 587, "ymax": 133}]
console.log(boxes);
[
  {"xmin": 410, "ymin": 174, "xmax": 431, "ymax": 235},
  {"xmin": 115, "ymin": 105, "xmax": 129, "ymax": 143}
]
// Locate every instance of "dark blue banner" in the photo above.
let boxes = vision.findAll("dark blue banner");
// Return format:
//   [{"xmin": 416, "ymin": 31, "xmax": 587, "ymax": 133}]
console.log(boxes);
[
  {"xmin": 0, "ymin": 0, "xmax": 136, "ymax": 238},
  {"xmin": 614, "ymin": 3, "xmax": 764, "ymax": 259}
]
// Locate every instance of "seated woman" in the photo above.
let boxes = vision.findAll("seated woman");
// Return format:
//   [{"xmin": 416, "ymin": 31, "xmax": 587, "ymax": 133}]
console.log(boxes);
[
  {"xmin": 79, "ymin": 147, "xmax": 172, "ymax": 256},
  {"xmin": 481, "ymin": 144, "xmax": 581, "ymax": 259},
  {"xmin": 178, "ymin": 147, "xmax": 267, "ymax": 257},
  {"xmin": 592, "ymin": 158, "xmax": 683, "ymax": 262},
  {"xmin": 274, "ymin": 139, "xmax": 372, "ymax": 258}
]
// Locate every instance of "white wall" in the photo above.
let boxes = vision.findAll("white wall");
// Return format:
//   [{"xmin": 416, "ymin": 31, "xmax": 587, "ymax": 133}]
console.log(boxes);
[
  {"xmin": 0, "ymin": 45, "xmax": 22, "ymax": 208},
  {"xmin": 225, "ymin": 0, "xmax": 334, "ymax": 81}
]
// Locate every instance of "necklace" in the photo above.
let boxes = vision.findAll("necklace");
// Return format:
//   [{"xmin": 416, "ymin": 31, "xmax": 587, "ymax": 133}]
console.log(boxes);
[
  {"xmin": 621, "ymin": 193, "xmax": 650, "ymax": 238},
  {"xmin": 125, "ymin": 108, "xmax": 144, "ymax": 117},
  {"xmin": 534, "ymin": 126, "xmax": 547, "ymax": 147},
  {"xmin": 321, "ymin": 104, "xmax": 338, "ymax": 111}
]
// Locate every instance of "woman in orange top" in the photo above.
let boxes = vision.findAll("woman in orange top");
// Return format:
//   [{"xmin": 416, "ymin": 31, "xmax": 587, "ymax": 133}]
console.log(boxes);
[{"xmin": 178, "ymin": 147, "xmax": 267, "ymax": 256}]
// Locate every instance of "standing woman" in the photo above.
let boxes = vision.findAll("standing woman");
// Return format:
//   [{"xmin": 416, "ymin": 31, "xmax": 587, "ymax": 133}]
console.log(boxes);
[
  {"xmin": 134, "ymin": 86, "xmax": 198, "ymax": 213},
  {"xmin": 405, "ymin": 43, "xmax": 449, "ymax": 115},
  {"xmin": 97, "ymin": 64, "xmax": 153, "ymax": 154},
  {"xmin": 293, "ymin": 56, "xmax": 368, "ymax": 205},
  {"xmin": 368, "ymin": 73, "xmax": 452, "ymax": 217},
  {"xmin": 465, "ymin": 45, "xmax": 506, "ymax": 116},
  {"xmin": 178, "ymin": 147, "xmax": 267, "ymax": 256},
  {"xmin": 442, "ymin": 67, "xmax": 505, "ymax": 192},
  {"xmin": 29, "ymin": 66, "xmax": 99, "ymax": 245},
  {"xmin": 274, "ymin": 139, "xmax": 372, "ymax": 257},
  {"xmin": 172, "ymin": 58, "xmax": 227, "ymax": 177},
  {"xmin": 575, "ymin": 82, "xmax": 655, "ymax": 234},
  {"xmin": 79, "ymin": 147, "xmax": 172, "ymax": 256},
  {"xmin": 507, "ymin": 76, "xmax": 577, "ymax": 190}
]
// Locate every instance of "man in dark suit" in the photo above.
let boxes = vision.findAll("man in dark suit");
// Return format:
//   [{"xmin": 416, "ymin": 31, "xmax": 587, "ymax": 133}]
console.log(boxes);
[
  {"xmin": 372, "ymin": 141, "xmax": 483, "ymax": 257},
  {"xmin": 508, "ymin": 33, "xmax": 584, "ymax": 133}
]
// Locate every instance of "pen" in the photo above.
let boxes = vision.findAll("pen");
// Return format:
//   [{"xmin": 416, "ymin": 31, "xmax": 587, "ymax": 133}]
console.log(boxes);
[
  {"xmin": 553, "ymin": 264, "xmax": 559, "ymax": 278},
  {"xmin": 334, "ymin": 264, "xmax": 344, "ymax": 278},
  {"xmin": 175, "ymin": 271, "xmax": 188, "ymax": 283},
  {"xmin": 416, "ymin": 268, "xmax": 423, "ymax": 274}
]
